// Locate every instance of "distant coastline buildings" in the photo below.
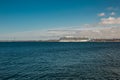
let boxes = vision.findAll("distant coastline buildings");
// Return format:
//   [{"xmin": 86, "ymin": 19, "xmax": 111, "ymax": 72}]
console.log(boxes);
[
  {"xmin": 59, "ymin": 36, "xmax": 91, "ymax": 42},
  {"xmin": 58, "ymin": 36, "xmax": 120, "ymax": 42},
  {"xmin": 0, "ymin": 36, "xmax": 120, "ymax": 42}
]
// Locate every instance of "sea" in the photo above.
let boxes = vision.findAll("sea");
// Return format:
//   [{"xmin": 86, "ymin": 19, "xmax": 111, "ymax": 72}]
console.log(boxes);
[{"xmin": 0, "ymin": 42, "xmax": 120, "ymax": 80}]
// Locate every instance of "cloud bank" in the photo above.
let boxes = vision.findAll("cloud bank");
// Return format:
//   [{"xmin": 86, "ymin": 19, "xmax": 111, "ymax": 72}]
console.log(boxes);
[
  {"xmin": 98, "ymin": 13, "xmax": 105, "ymax": 17},
  {"xmin": 100, "ymin": 17, "xmax": 120, "ymax": 25}
]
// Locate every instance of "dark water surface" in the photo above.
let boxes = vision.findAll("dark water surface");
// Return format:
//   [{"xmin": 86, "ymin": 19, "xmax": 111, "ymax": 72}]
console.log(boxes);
[{"xmin": 0, "ymin": 42, "xmax": 120, "ymax": 80}]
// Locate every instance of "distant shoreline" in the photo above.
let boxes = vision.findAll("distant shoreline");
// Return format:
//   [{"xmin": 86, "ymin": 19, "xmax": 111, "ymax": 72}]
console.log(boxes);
[
  {"xmin": 0, "ymin": 39, "xmax": 120, "ymax": 42},
  {"xmin": 1, "ymin": 37, "xmax": 120, "ymax": 42}
]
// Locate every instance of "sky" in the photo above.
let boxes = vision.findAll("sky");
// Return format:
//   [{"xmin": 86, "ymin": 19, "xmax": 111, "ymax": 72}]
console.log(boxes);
[{"xmin": 0, "ymin": 0, "xmax": 120, "ymax": 40}]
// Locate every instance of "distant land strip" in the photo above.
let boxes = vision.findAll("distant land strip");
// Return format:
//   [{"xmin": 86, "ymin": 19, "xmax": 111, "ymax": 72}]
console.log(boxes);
[{"xmin": 0, "ymin": 37, "xmax": 120, "ymax": 42}]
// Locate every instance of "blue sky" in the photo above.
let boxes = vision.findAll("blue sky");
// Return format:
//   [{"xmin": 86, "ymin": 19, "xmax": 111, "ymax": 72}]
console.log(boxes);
[{"xmin": 0, "ymin": 0, "xmax": 120, "ymax": 40}]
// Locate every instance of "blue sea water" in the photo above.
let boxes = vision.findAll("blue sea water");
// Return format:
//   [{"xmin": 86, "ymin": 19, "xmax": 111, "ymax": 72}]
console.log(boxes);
[{"xmin": 0, "ymin": 42, "xmax": 120, "ymax": 80}]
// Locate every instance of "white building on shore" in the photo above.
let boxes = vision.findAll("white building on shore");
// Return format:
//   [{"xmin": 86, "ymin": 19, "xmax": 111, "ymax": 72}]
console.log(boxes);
[{"xmin": 59, "ymin": 36, "xmax": 90, "ymax": 42}]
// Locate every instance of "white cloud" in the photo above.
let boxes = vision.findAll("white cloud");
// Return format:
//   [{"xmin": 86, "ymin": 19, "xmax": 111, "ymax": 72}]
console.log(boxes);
[
  {"xmin": 110, "ymin": 12, "xmax": 116, "ymax": 16},
  {"xmin": 98, "ymin": 13, "xmax": 105, "ymax": 17},
  {"xmin": 100, "ymin": 17, "xmax": 120, "ymax": 24}
]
